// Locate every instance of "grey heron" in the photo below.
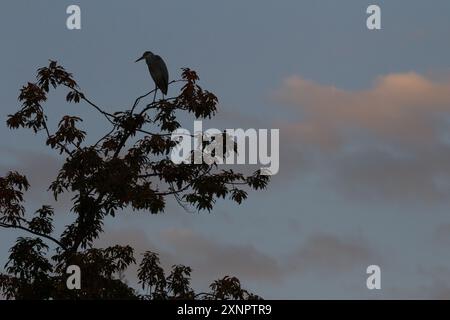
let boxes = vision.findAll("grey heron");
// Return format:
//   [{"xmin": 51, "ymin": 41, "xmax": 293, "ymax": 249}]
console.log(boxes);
[{"xmin": 135, "ymin": 51, "xmax": 169, "ymax": 100}]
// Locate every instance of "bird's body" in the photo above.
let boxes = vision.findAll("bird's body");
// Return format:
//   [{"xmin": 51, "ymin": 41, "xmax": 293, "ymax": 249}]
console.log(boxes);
[{"xmin": 136, "ymin": 51, "xmax": 169, "ymax": 96}]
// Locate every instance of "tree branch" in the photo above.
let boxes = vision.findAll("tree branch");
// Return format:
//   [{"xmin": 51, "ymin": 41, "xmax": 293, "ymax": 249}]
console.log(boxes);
[
  {"xmin": 66, "ymin": 86, "xmax": 117, "ymax": 125},
  {"xmin": 39, "ymin": 107, "xmax": 74, "ymax": 157},
  {"xmin": 0, "ymin": 222, "xmax": 67, "ymax": 250},
  {"xmin": 131, "ymin": 90, "xmax": 156, "ymax": 114}
]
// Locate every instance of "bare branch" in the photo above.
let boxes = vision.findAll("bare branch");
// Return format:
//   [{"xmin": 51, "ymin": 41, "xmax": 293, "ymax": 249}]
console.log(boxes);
[{"xmin": 65, "ymin": 86, "xmax": 117, "ymax": 125}]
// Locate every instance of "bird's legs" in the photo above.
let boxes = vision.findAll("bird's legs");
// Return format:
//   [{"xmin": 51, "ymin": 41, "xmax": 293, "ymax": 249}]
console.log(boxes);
[{"xmin": 153, "ymin": 86, "xmax": 158, "ymax": 103}]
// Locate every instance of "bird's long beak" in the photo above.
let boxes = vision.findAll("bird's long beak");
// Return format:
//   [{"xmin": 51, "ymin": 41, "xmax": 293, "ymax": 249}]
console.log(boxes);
[{"xmin": 135, "ymin": 56, "xmax": 144, "ymax": 63}]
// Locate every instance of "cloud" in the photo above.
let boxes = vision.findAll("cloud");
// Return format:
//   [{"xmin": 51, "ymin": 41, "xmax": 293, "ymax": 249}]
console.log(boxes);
[
  {"xmin": 286, "ymin": 234, "xmax": 378, "ymax": 275},
  {"xmin": 95, "ymin": 226, "xmax": 283, "ymax": 294},
  {"xmin": 161, "ymin": 228, "xmax": 282, "ymax": 284},
  {"xmin": 275, "ymin": 72, "xmax": 450, "ymax": 201},
  {"xmin": 159, "ymin": 229, "xmax": 382, "ymax": 298},
  {"xmin": 388, "ymin": 266, "xmax": 450, "ymax": 299},
  {"xmin": 0, "ymin": 147, "xmax": 71, "ymax": 212},
  {"xmin": 94, "ymin": 226, "xmax": 382, "ymax": 297},
  {"xmin": 277, "ymin": 72, "xmax": 450, "ymax": 148},
  {"xmin": 434, "ymin": 223, "xmax": 450, "ymax": 245},
  {"xmin": 94, "ymin": 226, "xmax": 163, "ymax": 290}
]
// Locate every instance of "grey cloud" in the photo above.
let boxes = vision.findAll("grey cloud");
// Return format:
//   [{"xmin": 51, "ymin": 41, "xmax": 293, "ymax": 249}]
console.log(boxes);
[
  {"xmin": 286, "ymin": 234, "xmax": 379, "ymax": 275},
  {"xmin": 0, "ymin": 147, "xmax": 71, "ymax": 213},
  {"xmin": 161, "ymin": 228, "xmax": 283, "ymax": 284},
  {"xmin": 95, "ymin": 226, "xmax": 382, "ymax": 297}
]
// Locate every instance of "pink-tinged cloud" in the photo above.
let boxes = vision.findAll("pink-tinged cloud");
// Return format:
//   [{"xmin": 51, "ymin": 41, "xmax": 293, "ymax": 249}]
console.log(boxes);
[
  {"xmin": 277, "ymin": 72, "xmax": 450, "ymax": 148},
  {"xmin": 275, "ymin": 72, "xmax": 450, "ymax": 201}
]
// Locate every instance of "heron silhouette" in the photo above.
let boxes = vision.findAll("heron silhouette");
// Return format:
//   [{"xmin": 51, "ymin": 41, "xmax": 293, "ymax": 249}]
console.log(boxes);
[{"xmin": 135, "ymin": 51, "xmax": 169, "ymax": 101}]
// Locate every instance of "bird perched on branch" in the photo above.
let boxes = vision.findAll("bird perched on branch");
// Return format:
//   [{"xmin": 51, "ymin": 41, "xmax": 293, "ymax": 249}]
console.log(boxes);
[{"xmin": 135, "ymin": 51, "xmax": 169, "ymax": 99}]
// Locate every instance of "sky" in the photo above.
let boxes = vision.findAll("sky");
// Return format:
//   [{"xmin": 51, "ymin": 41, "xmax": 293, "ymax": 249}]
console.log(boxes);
[{"xmin": 1, "ymin": 0, "xmax": 450, "ymax": 299}]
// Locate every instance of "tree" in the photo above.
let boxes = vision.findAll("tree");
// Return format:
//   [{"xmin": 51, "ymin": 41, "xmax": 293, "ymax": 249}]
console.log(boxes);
[{"xmin": 0, "ymin": 61, "xmax": 269, "ymax": 299}]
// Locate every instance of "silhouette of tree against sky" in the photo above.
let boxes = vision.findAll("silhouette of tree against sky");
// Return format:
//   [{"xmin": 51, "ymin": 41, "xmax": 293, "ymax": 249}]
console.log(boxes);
[{"xmin": 0, "ymin": 61, "xmax": 269, "ymax": 299}]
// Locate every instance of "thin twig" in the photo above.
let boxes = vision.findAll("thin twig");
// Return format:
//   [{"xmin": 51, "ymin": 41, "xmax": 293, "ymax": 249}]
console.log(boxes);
[
  {"xmin": 94, "ymin": 125, "xmax": 117, "ymax": 148},
  {"xmin": 66, "ymin": 86, "xmax": 117, "ymax": 125},
  {"xmin": 131, "ymin": 89, "xmax": 157, "ymax": 114}
]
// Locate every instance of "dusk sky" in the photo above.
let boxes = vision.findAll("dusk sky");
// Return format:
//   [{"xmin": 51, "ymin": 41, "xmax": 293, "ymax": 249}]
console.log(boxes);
[{"xmin": 1, "ymin": 0, "xmax": 450, "ymax": 299}]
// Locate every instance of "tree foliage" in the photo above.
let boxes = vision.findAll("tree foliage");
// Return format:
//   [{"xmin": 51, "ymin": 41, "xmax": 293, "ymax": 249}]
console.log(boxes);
[{"xmin": 0, "ymin": 61, "xmax": 268, "ymax": 299}]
